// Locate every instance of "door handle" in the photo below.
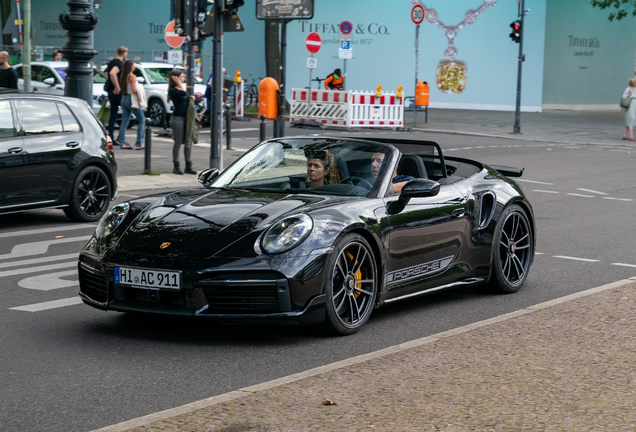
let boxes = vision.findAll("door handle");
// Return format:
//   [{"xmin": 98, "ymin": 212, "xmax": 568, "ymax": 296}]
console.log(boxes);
[
  {"xmin": 7, "ymin": 147, "xmax": 23, "ymax": 154},
  {"xmin": 66, "ymin": 142, "xmax": 80, "ymax": 148}
]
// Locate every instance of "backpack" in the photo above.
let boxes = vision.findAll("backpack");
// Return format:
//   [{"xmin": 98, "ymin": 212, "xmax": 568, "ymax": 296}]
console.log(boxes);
[{"xmin": 103, "ymin": 58, "xmax": 119, "ymax": 93}]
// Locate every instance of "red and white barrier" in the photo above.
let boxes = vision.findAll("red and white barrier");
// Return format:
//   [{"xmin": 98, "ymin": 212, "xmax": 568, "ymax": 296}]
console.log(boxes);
[
  {"xmin": 290, "ymin": 89, "xmax": 349, "ymax": 126},
  {"xmin": 347, "ymin": 91, "xmax": 404, "ymax": 128},
  {"xmin": 290, "ymin": 88, "xmax": 404, "ymax": 129},
  {"xmin": 235, "ymin": 80, "xmax": 244, "ymax": 117}
]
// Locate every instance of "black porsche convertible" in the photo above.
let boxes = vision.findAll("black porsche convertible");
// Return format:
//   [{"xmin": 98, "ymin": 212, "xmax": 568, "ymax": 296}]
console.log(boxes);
[{"xmin": 78, "ymin": 136, "xmax": 535, "ymax": 335}]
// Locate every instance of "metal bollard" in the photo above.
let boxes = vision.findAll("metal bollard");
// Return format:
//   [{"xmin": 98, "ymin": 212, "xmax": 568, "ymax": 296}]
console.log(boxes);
[
  {"xmin": 273, "ymin": 119, "xmax": 279, "ymax": 138},
  {"xmin": 225, "ymin": 104, "xmax": 232, "ymax": 150},
  {"xmin": 144, "ymin": 123, "xmax": 152, "ymax": 173},
  {"xmin": 259, "ymin": 114, "xmax": 266, "ymax": 142}
]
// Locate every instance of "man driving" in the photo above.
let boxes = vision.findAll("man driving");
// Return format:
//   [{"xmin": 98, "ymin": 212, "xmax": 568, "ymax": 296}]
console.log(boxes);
[{"xmin": 371, "ymin": 152, "xmax": 413, "ymax": 193}]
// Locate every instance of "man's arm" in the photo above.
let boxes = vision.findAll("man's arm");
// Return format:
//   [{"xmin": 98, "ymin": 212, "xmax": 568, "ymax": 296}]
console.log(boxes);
[
  {"xmin": 109, "ymin": 66, "xmax": 120, "ymax": 94},
  {"xmin": 393, "ymin": 181, "xmax": 408, "ymax": 194}
]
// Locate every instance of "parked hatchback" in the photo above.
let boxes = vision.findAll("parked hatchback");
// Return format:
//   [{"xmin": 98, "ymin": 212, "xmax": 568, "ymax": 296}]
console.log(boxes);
[{"xmin": 0, "ymin": 92, "xmax": 117, "ymax": 222}]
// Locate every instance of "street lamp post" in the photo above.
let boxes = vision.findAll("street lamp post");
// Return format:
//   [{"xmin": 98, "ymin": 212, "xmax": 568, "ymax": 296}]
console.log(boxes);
[{"xmin": 58, "ymin": 0, "xmax": 98, "ymax": 106}]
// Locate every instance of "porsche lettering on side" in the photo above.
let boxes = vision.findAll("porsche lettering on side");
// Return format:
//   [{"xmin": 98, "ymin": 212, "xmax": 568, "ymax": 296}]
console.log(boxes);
[{"xmin": 78, "ymin": 137, "xmax": 536, "ymax": 335}]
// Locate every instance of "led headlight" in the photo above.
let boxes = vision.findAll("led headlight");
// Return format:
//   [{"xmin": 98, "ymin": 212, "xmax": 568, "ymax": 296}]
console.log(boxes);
[
  {"xmin": 96, "ymin": 202, "xmax": 130, "ymax": 239},
  {"xmin": 261, "ymin": 214, "xmax": 313, "ymax": 255}
]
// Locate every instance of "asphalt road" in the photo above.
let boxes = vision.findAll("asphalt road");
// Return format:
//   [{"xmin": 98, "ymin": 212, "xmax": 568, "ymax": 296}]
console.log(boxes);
[{"xmin": 1, "ymin": 128, "xmax": 635, "ymax": 432}]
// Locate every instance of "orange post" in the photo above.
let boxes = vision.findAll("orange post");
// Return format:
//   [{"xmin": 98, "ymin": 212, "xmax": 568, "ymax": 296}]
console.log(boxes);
[
  {"xmin": 415, "ymin": 81, "xmax": 429, "ymax": 107},
  {"xmin": 259, "ymin": 77, "xmax": 279, "ymax": 120}
]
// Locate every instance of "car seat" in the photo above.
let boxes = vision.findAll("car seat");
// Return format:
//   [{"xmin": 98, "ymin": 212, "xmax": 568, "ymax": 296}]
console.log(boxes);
[{"xmin": 397, "ymin": 155, "xmax": 427, "ymax": 179}]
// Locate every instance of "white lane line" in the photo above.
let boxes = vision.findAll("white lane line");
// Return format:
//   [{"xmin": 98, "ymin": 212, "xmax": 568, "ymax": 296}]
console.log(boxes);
[
  {"xmin": 0, "ymin": 225, "xmax": 95, "ymax": 239},
  {"xmin": 118, "ymin": 193, "xmax": 140, "ymax": 198},
  {"xmin": 553, "ymin": 255, "xmax": 600, "ymax": 262},
  {"xmin": 532, "ymin": 190, "xmax": 559, "ymax": 194},
  {"xmin": 9, "ymin": 297, "xmax": 83, "ymax": 312},
  {"xmin": 232, "ymin": 128, "xmax": 260, "ymax": 132},
  {"xmin": 567, "ymin": 193, "xmax": 595, "ymax": 198},
  {"xmin": 535, "ymin": 252, "xmax": 544, "ymax": 255},
  {"xmin": 0, "ymin": 253, "xmax": 78, "ymax": 269},
  {"xmin": 516, "ymin": 179, "xmax": 554, "ymax": 185},
  {"xmin": 18, "ymin": 270, "xmax": 78, "ymax": 291},
  {"xmin": 603, "ymin": 197, "xmax": 633, "ymax": 202},
  {"xmin": 0, "ymin": 236, "xmax": 91, "ymax": 260},
  {"xmin": 0, "ymin": 261, "xmax": 77, "ymax": 278},
  {"xmin": 611, "ymin": 263, "xmax": 636, "ymax": 268},
  {"xmin": 576, "ymin": 188, "xmax": 607, "ymax": 195}
]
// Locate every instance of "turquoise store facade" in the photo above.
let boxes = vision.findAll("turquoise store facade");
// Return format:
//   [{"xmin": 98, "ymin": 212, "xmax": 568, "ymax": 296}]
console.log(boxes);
[{"xmin": 5, "ymin": 0, "xmax": 631, "ymax": 111}]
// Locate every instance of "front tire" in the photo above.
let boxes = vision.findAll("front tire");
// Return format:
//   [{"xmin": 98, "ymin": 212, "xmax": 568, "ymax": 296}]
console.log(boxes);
[
  {"xmin": 488, "ymin": 204, "xmax": 533, "ymax": 293},
  {"xmin": 323, "ymin": 234, "xmax": 378, "ymax": 335},
  {"xmin": 64, "ymin": 166, "xmax": 112, "ymax": 222},
  {"xmin": 147, "ymin": 99, "xmax": 166, "ymax": 126}
]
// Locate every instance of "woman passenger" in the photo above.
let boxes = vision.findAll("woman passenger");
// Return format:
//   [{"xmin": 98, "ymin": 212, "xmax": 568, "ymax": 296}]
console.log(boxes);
[{"xmin": 306, "ymin": 151, "xmax": 341, "ymax": 188}]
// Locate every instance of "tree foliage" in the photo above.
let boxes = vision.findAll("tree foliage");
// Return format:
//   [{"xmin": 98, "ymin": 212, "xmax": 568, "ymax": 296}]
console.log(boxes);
[{"xmin": 591, "ymin": 0, "xmax": 636, "ymax": 21}]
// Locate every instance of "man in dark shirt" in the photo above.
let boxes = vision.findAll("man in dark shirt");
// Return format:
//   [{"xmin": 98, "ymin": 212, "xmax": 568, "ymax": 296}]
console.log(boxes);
[
  {"xmin": 0, "ymin": 51, "xmax": 18, "ymax": 89},
  {"xmin": 105, "ymin": 46, "xmax": 128, "ymax": 143},
  {"xmin": 371, "ymin": 152, "xmax": 414, "ymax": 193}
]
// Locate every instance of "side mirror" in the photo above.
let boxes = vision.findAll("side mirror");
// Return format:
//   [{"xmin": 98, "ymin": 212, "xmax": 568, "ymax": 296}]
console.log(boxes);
[
  {"xmin": 387, "ymin": 179, "xmax": 441, "ymax": 215},
  {"xmin": 136, "ymin": 76, "xmax": 146, "ymax": 84},
  {"xmin": 43, "ymin": 77, "xmax": 56, "ymax": 86},
  {"xmin": 198, "ymin": 168, "xmax": 219, "ymax": 187}
]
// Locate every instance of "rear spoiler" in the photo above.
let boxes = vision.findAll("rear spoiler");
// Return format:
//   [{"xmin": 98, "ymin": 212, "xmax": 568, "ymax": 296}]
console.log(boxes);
[{"xmin": 489, "ymin": 165, "xmax": 524, "ymax": 178}]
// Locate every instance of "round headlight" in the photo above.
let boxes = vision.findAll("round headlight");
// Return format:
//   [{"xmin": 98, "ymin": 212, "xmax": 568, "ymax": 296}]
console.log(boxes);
[
  {"xmin": 96, "ymin": 202, "xmax": 130, "ymax": 239},
  {"xmin": 261, "ymin": 214, "xmax": 313, "ymax": 255}
]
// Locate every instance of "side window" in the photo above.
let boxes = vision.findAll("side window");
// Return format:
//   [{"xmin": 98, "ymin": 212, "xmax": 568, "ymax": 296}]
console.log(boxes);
[
  {"xmin": 16, "ymin": 100, "xmax": 64, "ymax": 135},
  {"xmin": 0, "ymin": 101, "xmax": 16, "ymax": 139},
  {"xmin": 57, "ymin": 103, "xmax": 81, "ymax": 133},
  {"xmin": 40, "ymin": 67, "xmax": 56, "ymax": 83},
  {"xmin": 31, "ymin": 65, "xmax": 43, "ymax": 82}
]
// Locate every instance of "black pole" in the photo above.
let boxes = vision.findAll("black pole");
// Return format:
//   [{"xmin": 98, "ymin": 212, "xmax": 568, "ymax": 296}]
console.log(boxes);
[
  {"xmin": 185, "ymin": 0, "xmax": 195, "ymax": 96},
  {"xmin": 144, "ymin": 124, "xmax": 152, "ymax": 173},
  {"xmin": 58, "ymin": 0, "xmax": 98, "ymax": 106},
  {"xmin": 225, "ymin": 104, "xmax": 232, "ymax": 150},
  {"xmin": 513, "ymin": 0, "xmax": 525, "ymax": 134},
  {"xmin": 273, "ymin": 119, "xmax": 279, "ymax": 138},
  {"xmin": 279, "ymin": 19, "xmax": 287, "ymax": 137},
  {"xmin": 209, "ymin": 1, "xmax": 222, "ymax": 169},
  {"xmin": 259, "ymin": 114, "xmax": 266, "ymax": 142}
]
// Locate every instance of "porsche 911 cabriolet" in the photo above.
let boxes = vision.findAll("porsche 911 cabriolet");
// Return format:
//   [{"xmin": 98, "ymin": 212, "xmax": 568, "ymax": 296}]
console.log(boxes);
[{"xmin": 78, "ymin": 137, "xmax": 535, "ymax": 335}]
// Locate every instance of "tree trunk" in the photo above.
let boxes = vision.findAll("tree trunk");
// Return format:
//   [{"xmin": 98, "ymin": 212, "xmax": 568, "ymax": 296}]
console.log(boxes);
[{"xmin": 265, "ymin": 20, "xmax": 280, "ymax": 81}]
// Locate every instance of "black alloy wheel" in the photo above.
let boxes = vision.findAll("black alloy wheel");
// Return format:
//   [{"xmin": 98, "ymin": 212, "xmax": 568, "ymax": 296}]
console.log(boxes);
[
  {"xmin": 64, "ymin": 166, "xmax": 112, "ymax": 222},
  {"xmin": 147, "ymin": 99, "xmax": 166, "ymax": 126},
  {"xmin": 323, "ymin": 233, "xmax": 377, "ymax": 335},
  {"xmin": 489, "ymin": 204, "xmax": 533, "ymax": 293}
]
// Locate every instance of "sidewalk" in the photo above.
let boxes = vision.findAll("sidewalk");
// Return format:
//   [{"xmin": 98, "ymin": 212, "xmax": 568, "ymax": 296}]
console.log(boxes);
[
  {"xmin": 97, "ymin": 278, "xmax": 636, "ymax": 432},
  {"xmin": 120, "ymin": 108, "xmax": 634, "ymax": 192}
]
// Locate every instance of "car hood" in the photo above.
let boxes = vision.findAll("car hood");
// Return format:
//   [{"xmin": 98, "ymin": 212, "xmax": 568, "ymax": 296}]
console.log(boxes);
[{"xmin": 115, "ymin": 188, "xmax": 326, "ymax": 259}]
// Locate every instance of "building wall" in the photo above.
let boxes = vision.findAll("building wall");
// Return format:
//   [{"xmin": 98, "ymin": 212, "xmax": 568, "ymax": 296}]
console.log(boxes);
[{"xmin": 542, "ymin": 0, "xmax": 632, "ymax": 110}]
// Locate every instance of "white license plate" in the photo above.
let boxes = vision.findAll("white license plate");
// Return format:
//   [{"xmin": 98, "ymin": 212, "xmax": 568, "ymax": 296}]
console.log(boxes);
[{"xmin": 114, "ymin": 266, "xmax": 181, "ymax": 290}]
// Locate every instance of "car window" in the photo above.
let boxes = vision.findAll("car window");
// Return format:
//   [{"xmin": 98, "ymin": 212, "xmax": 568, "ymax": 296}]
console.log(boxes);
[
  {"xmin": 16, "ymin": 100, "xmax": 64, "ymax": 135},
  {"xmin": 57, "ymin": 103, "xmax": 81, "ymax": 133},
  {"xmin": 144, "ymin": 67, "xmax": 172, "ymax": 84},
  {"xmin": 0, "ymin": 101, "xmax": 16, "ymax": 139},
  {"xmin": 40, "ymin": 66, "xmax": 56, "ymax": 82}
]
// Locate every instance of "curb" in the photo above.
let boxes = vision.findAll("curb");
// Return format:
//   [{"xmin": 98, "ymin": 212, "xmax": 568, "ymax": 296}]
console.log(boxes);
[{"xmin": 91, "ymin": 277, "xmax": 636, "ymax": 432}]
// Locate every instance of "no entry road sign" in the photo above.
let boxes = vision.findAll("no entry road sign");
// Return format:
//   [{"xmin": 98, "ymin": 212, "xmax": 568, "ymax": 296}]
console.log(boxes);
[
  {"xmin": 411, "ymin": 5, "xmax": 425, "ymax": 25},
  {"xmin": 164, "ymin": 20, "xmax": 185, "ymax": 48},
  {"xmin": 305, "ymin": 32, "xmax": 322, "ymax": 54}
]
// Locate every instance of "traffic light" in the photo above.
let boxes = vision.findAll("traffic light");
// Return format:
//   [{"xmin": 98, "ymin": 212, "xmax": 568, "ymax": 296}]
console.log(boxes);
[
  {"xmin": 509, "ymin": 20, "xmax": 521, "ymax": 43},
  {"xmin": 223, "ymin": 0, "xmax": 245, "ymax": 13},
  {"xmin": 174, "ymin": 0, "xmax": 185, "ymax": 35}
]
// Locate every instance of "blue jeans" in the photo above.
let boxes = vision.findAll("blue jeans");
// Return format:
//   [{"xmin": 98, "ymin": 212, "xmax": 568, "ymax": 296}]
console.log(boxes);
[{"xmin": 117, "ymin": 94, "xmax": 146, "ymax": 147}]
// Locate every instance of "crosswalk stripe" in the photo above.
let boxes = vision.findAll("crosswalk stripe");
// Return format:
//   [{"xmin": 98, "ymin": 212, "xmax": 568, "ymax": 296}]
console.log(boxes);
[
  {"xmin": 9, "ymin": 297, "xmax": 83, "ymax": 312},
  {"xmin": 0, "ymin": 261, "xmax": 77, "ymax": 278},
  {"xmin": 0, "ymin": 224, "xmax": 96, "ymax": 239},
  {"xmin": 0, "ymin": 236, "xmax": 91, "ymax": 260},
  {"xmin": 0, "ymin": 253, "xmax": 78, "ymax": 269}
]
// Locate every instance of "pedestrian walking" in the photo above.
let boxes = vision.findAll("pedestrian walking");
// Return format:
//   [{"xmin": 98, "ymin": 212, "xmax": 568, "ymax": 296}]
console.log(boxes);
[
  {"xmin": 324, "ymin": 68, "xmax": 344, "ymax": 90},
  {"xmin": 168, "ymin": 69, "xmax": 197, "ymax": 175},
  {"xmin": 622, "ymin": 78, "xmax": 636, "ymax": 141},
  {"xmin": 117, "ymin": 60, "xmax": 146, "ymax": 150},
  {"xmin": 0, "ymin": 51, "xmax": 18, "ymax": 89},
  {"xmin": 53, "ymin": 50, "xmax": 62, "ymax": 61},
  {"xmin": 104, "ymin": 46, "xmax": 128, "ymax": 145}
]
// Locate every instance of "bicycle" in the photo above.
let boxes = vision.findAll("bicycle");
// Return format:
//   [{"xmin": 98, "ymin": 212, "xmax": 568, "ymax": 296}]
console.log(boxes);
[
  {"xmin": 312, "ymin": 77, "xmax": 324, "ymax": 90},
  {"xmin": 244, "ymin": 75, "xmax": 261, "ymax": 109}
]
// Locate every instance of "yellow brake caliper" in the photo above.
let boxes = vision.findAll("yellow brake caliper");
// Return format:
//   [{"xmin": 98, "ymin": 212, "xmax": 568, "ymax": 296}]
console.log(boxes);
[{"xmin": 345, "ymin": 251, "xmax": 362, "ymax": 298}]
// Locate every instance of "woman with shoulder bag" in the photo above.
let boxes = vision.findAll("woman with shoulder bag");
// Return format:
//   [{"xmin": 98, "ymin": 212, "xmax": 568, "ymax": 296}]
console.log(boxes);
[
  {"xmin": 168, "ymin": 69, "xmax": 196, "ymax": 175},
  {"xmin": 117, "ymin": 60, "xmax": 146, "ymax": 149},
  {"xmin": 622, "ymin": 78, "xmax": 636, "ymax": 141}
]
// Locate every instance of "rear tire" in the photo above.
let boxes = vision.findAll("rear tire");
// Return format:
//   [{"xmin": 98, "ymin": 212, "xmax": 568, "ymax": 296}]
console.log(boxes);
[
  {"xmin": 488, "ymin": 204, "xmax": 533, "ymax": 294},
  {"xmin": 323, "ymin": 234, "xmax": 378, "ymax": 335},
  {"xmin": 64, "ymin": 166, "xmax": 112, "ymax": 222}
]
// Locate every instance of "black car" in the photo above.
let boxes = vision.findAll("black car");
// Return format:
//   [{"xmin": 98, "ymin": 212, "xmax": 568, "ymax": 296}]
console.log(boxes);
[
  {"xmin": 0, "ymin": 92, "xmax": 117, "ymax": 222},
  {"xmin": 78, "ymin": 137, "xmax": 535, "ymax": 335}
]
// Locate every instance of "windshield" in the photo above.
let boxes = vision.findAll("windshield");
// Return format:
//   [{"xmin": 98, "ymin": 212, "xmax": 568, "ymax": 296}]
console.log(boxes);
[
  {"xmin": 144, "ymin": 67, "xmax": 173, "ymax": 84},
  {"xmin": 211, "ymin": 139, "xmax": 392, "ymax": 196}
]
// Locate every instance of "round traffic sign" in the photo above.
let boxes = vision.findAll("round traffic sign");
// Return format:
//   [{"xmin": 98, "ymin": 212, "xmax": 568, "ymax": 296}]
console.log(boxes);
[
  {"xmin": 411, "ymin": 5, "xmax": 425, "ymax": 25},
  {"xmin": 305, "ymin": 32, "xmax": 322, "ymax": 54},
  {"xmin": 164, "ymin": 20, "xmax": 185, "ymax": 48},
  {"xmin": 339, "ymin": 21, "xmax": 353, "ymax": 35}
]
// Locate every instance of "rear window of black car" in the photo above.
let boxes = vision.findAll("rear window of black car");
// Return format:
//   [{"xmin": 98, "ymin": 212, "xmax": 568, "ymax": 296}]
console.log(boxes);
[
  {"xmin": 0, "ymin": 101, "xmax": 15, "ymax": 139},
  {"xmin": 57, "ymin": 102, "xmax": 81, "ymax": 132},
  {"xmin": 16, "ymin": 100, "xmax": 64, "ymax": 135}
]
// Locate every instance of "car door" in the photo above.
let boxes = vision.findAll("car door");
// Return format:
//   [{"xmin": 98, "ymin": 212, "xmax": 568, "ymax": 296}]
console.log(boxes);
[
  {"xmin": 384, "ymin": 184, "xmax": 470, "ymax": 296},
  {"xmin": 32, "ymin": 65, "xmax": 64, "ymax": 95},
  {"xmin": 16, "ymin": 99, "xmax": 83, "ymax": 204},
  {"xmin": 0, "ymin": 100, "xmax": 27, "ymax": 208}
]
